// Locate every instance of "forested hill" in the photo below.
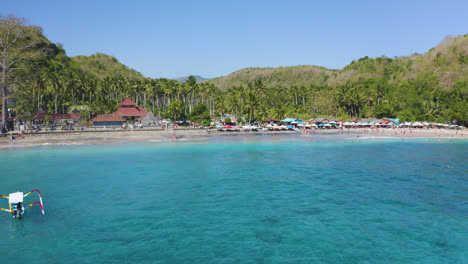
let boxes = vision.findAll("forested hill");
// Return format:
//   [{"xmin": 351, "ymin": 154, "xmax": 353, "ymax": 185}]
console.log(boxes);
[
  {"xmin": 2, "ymin": 12, "xmax": 467, "ymax": 125},
  {"xmin": 71, "ymin": 53, "xmax": 144, "ymax": 80},
  {"xmin": 209, "ymin": 65, "xmax": 334, "ymax": 91},
  {"xmin": 210, "ymin": 34, "xmax": 468, "ymax": 90}
]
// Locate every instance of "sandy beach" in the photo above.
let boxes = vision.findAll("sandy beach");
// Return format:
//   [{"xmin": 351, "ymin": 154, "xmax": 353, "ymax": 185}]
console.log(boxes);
[
  {"xmin": 0, "ymin": 128, "xmax": 298, "ymax": 148},
  {"xmin": 0, "ymin": 127, "xmax": 466, "ymax": 149}
]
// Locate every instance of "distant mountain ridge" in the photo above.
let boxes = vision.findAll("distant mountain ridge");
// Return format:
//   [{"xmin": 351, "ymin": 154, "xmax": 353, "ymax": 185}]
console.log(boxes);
[{"xmin": 171, "ymin": 75, "xmax": 211, "ymax": 83}]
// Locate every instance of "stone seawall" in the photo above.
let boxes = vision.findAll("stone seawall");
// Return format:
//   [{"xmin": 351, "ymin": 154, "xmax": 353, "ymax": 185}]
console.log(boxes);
[{"xmin": 12, "ymin": 128, "xmax": 298, "ymax": 139}]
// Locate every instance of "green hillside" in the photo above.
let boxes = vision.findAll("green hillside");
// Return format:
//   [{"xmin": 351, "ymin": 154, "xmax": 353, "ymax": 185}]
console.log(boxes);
[
  {"xmin": 2, "ymin": 12, "xmax": 467, "ymax": 125},
  {"xmin": 210, "ymin": 65, "xmax": 334, "ymax": 90},
  {"xmin": 71, "ymin": 53, "xmax": 144, "ymax": 80},
  {"xmin": 211, "ymin": 34, "xmax": 468, "ymax": 90}
]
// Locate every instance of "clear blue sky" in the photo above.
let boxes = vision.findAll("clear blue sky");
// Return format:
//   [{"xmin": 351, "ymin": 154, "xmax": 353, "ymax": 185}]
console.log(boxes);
[{"xmin": 3, "ymin": 0, "xmax": 468, "ymax": 79}]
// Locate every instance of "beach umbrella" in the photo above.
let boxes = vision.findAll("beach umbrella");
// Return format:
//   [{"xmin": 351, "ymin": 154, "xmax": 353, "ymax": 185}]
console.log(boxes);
[
  {"xmin": 287, "ymin": 124, "xmax": 294, "ymax": 128},
  {"xmin": 324, "ymin": 124, "xmax": 332, "ymax": 127},
  {"xmin": 312, "ymin": 124, "xmax": 318, "ymax": 127},
  {"xmin": 318, "ymin": 123, "xmax": 324, "ymax": 127},
  {"xmin": 224, "ymin": 125, "xmax": 232, "ymax": 128}
]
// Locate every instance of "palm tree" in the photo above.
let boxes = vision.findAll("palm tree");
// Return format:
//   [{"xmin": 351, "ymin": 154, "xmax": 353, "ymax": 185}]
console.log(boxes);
[{"xmin": 167, "ymin": 99, "xmax": 184, "ymax": 121}]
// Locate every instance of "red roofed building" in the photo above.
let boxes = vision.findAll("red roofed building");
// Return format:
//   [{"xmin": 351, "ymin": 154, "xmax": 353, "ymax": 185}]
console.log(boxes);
[
  {"xmin": 91, "ymin": 114, "xmax": 124, "ymax": 126},
  {"xmin": 114, "ymin": 98, "xmax": 147, "ymax": 120},
  {"xmin": 119, "ymin": 98, "xmax": 137, "ymax": 106},
  {"xmin": 33, "ymin": 113, "xmax": 80, "ymax": 124}
]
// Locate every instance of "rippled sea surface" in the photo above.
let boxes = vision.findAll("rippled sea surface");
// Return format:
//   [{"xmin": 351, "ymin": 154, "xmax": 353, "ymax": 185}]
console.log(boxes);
[{"xmin": 0, "ymin": 135, "xmax": 467, "ymax": 263}]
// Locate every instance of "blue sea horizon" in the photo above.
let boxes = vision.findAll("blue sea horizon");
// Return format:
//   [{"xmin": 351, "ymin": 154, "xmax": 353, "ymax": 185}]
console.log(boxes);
[{"xmin": 0, "ymin": 135, "xmax": 466, "ymax": 263}]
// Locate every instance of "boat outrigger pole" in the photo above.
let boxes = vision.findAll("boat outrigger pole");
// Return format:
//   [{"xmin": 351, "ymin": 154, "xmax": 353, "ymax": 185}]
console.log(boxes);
[
  {"xmin": 24, "ymin": 189, "xmax": 45, "ymax": 215},
  {"xmin": 1, "ymin": 189, "xmax": 45, "ymax": 219}
]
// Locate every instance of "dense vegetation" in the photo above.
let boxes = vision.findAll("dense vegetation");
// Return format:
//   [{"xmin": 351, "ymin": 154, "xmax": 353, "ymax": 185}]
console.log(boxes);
[
  {"xmin": 1, "ymin": 14, "xmax": 467, "ymax": 129},
  {"xmin": 213, "ymin": 35, "xmax": 468, "ymax": 124},
  {"xmin": 71, "ymin": 53, "xmax": 144, "ymax": 80}
]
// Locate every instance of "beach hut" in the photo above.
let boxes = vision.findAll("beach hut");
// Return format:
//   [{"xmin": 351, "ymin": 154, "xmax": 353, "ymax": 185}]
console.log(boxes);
[
  {"xmin": 138, "ymin": 112, "xmax": 160, "ymax": 127},
  {"xmin": 281, "ymin": 118, "xmax": 296, "ymax": 124},
  {"xmin": 313, "ymin": 118, "xmax": 329, "ymax": 124},
  {"xmin": 264, "ymin": 117, "xmax": 280, "ymax": 124},
  {"xmin": 33, "ymin": 113, "xmax": 80, "ymax": 125},
  {"xmin": 91, "ymin": 114, "xmax": 124, "ymax": 127}
]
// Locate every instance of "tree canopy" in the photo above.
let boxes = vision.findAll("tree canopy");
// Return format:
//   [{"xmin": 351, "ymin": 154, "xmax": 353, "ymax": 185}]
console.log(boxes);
[{"xmin": 1, "ymin": 14, "xmax": 467, "ymax": 127}]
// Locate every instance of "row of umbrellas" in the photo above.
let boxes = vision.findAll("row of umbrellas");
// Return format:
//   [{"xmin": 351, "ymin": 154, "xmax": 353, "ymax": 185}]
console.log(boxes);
[{"xmin": 218, "ymin": 122, "xmax": 464, "ymax": 129}]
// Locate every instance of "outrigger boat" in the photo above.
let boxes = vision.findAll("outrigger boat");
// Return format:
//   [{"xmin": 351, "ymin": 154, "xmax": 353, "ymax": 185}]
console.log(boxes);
[{"xmin": 1, "ymin": 189, "xmax": 44, "ymax": 219}]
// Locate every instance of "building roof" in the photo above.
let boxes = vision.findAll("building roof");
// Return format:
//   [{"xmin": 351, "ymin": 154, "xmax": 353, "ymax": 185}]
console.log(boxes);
[
  {"xmin": 114, "ymin": 107, "xmax": 147, "ymax": 117},
  {"xmin": 139, "ymin": 112, "xmax": 160, "ymax": 123},
  {"xmin": 264, "ymin": 117, "xmax": 280, "ymax": 122},
  {"xmin": 91, "ymin": 114, "xmax": 125, "ymax": 122},
  {"xmin": 120, "ymin": 98, "xmax": 137, "ymax": 106}
]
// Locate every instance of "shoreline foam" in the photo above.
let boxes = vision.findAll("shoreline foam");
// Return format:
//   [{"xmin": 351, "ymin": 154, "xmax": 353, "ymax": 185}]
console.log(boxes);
[{"xmin": 0, "ymin": 128, "xmax": 465, "ymax": 150}]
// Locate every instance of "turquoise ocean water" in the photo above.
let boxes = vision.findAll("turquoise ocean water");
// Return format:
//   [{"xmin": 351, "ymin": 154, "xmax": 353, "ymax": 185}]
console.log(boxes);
[{"xmin": 0, "ymin": 135, "xmax": 466, "ymax": 263}]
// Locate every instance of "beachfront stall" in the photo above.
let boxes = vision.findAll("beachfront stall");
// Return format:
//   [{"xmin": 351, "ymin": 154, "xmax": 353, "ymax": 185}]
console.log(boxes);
[
  {"xmin": 91, "ymin": 114, "xmax": 124, "ymax": 127},
  {"xmin": 33, "ymin": 113, "xmax": 80, "ymax": 125},
  {"xmin": 264, "ymin": 117, "xmax": 280, "ymax": 125},
  {"xmin": 281, "ymin": 118, "xmax": 296, "ymax": 125},
  {"xmin": 138, "ymin": 112, "xmax": 161, "ymax": 127}
]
